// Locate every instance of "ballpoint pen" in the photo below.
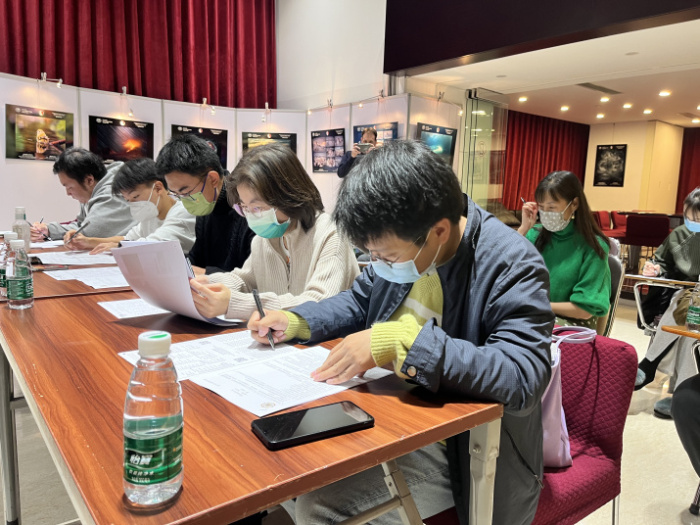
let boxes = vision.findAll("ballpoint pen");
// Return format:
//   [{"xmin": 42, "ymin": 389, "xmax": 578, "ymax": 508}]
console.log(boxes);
[
  {"xmin": 520, "ymin": 197, "xmax": 526, "ymax": 204},
  {"xmin": 252, "ymin": 289, "xmax": 276, "ymax": 350},
  {"xmin": 66, "ymin": 221, "xmax": 91, "ymax": 244},
  {"xmin": 36, "ymin": 216, "xmax": 53, "ymax": 241}
]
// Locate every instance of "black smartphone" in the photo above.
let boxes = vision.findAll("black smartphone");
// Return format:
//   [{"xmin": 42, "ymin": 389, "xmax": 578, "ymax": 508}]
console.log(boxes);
[{"xmin": 251, "ymin": 401, "xmax": 374, "ymax": 450}]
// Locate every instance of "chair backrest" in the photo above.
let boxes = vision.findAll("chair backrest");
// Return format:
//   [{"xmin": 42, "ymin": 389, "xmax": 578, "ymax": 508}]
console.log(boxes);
[
  {"xmin": 592, "ymin": 211, "xmax": 604, "ymax": 229},
  {"xmin": 624, "ymin": 214, "xmax": 670, "ymax": 246},
  {"xmin": 560, "ymin": 334, "xmax": 637, "ymax": 460},
  {"xmin": 597, "ymin": 252, "xmax": 624, "ymax": 337},
  {"xmin": 611, "ymin": 211, "xmax": 627, "ymax": 229},
  {"xmin": 599, "ymin": 211, "xmax": 612, "ymax": 231}
]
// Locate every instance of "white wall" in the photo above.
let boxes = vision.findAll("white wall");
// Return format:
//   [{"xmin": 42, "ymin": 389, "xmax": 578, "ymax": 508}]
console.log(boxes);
[
  {"xmin": 276, "ymin": 0, "xmax": 388, "ymax": 110},
  {"xmin": 643, "ymin": 121, "xmax": 683, "ymax": 213}
]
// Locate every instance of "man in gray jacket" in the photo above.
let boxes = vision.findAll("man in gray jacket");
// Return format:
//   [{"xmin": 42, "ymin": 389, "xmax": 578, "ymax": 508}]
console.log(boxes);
[
  {"xmin": 30, "ymin": 147, "xmax": 135, "ymax": 244},
  {"xmin": 250, "ymin": 140, "xmax": 554, "ymax": 524}
]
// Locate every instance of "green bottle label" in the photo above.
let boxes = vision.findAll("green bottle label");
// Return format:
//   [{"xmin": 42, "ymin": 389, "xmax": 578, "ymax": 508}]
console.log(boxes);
[
  {"xmin": 687, "ymin": 305, "xmax": 700, "ymax": 326},
  {"xmin": 7, "ymin": 277, "xmax": 33, "ymax": 300},
  {"xmin": 0, "ymin": 268, "xmax": 5, "ymax": 288},
  {"xmin": 124, "ymin": 427, "xmax": 183, "ymax": 485}
]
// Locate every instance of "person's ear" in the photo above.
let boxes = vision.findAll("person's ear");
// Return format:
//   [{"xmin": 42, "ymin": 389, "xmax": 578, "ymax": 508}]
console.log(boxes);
[
  {"xmin": 571, "ymin": 197, "xmax": 580, "ymax": 212},
  {"xmin": 153, "ymin": 180, "xmax": 166, "ymax": 194},
  {"xmin": 432, "ymin": 218, "xmax": 452, "ymax": 245},
  {"xmin": 205, "ymin": 170, "xmax": 220, "ymax": 186},
  {"xmin": 84, "ymin": 175, "xmax": 96, "ymax": 190}
]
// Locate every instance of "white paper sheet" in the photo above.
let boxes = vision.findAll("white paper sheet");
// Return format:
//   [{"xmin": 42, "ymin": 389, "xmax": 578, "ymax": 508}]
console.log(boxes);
[
  {"xmin": 34, "ymin": 251, "xmax": 116, "ymax": 265},
  {"xmin": 44, "ymin": 266, "xmax": 128, "ymax": 289},
  {"xmin": 111, "ymin": 241, "xmax": 238, "ymax": 326},
  {"xmin": 30, "ymin": 240, "xmax": 65, "ymax": 248},
  {"xmin": 98, "ymin": 298, "xmax": 169, "ymax": 319}
]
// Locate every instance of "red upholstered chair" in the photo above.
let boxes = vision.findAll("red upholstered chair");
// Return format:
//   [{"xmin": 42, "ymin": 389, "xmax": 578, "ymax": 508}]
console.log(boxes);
[
  {"xmin": 611, "ymin": 211, "xmax": 627, "ymax": 231},
  {"xmin": 598, "ymin": 211, "xmax": 612, "ymax": 231},
  {"xmin": 424, "ymin": 335, "xmax": 637, "ymax": 525}
]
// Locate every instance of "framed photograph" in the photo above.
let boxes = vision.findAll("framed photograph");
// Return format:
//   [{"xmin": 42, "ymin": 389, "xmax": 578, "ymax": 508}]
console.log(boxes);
[
  {"xmin": 5, "ymin": 104, "xmax": 74, "ymax": 161},
  {"xmin": 172, "ymin": 125, "xmax": 229, "ymax": 169},
  {"xmin": 311, "ymin": 128, "xmax": 346, "ymax": 173},
  {"xmin": 416, "ymin": 122, "xmax": 457, "ymax": 167},
  {"xmin": 353, "ymin": 122, "xmax": 399, "ymax": 145},
  {"xmin": 89, "ymin": 116, "xmax": 154, "ymax": 163},
  {"xmin": 593, "ymin": 144, "xmax": 626, "ymax": 187},
  {"xmin": 242, "ymin": 132, "xmax": 297, "ymax": 153}
]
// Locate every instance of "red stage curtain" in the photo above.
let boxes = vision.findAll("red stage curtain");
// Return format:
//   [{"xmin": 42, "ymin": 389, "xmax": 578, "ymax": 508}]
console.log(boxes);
[
  {"xmin": 0, "ymin": 0, "xmax": 276, "ymax": 109},
  {"xmin": 676, "ymin": 128, "xmax": 700, "ymax": 213},
  {"xmin": 502, "ymin": 110, "xmax": 590, "ymax": 210}
]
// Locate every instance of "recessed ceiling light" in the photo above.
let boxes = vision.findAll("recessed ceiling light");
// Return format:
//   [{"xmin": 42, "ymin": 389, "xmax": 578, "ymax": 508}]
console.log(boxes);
[
  {"xmin": 659, "ymin": 90, "xmax": 671, "ymax": 97},
  {"xmin": 596, "ymin": 113, "xmax": 605, "ymax": 119},
  {"xmin": 693, "ymin": 118, "xmax": 700, "ymax": 124},
  {"xmin": 643, "ymin": 109, "xmax": 653, "ymax": 114},
  {"xmin": 561, "ymin": 106, "xmax": 569, "ymax": 111},
  {"xmin": 518, "ymin": 96, "xmax": 528, "ymax": 102},
  {"xmin": 623, "ymin": 103, "xmax": 632, "ymax": 109},
  {"xmin": 600, "ymin": 97, "xmax": 610, "ymax": 103}
]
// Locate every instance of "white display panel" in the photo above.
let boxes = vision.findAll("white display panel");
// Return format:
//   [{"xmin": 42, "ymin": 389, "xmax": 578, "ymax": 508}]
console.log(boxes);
[
  {"xmin": 162, "ymin": 100, "xmax": 236, "ymax": 171},
  {"xmin": 306, "ymin": 104, "xmax": 351, "ymax": 212},
  {"xmin": 0, "ymin": 72, "xmax": 80, "ymax": 229},
  {"xmin": 235, "ymin": 108, "xmax": 307, "ymax": 166},
  {"xmin": 408, "ymin": 94, "xmax": 463, "ymax": 173},
  {"xmin": 350, "ymin": 94, "xmax": 409, "ymax": 143}
]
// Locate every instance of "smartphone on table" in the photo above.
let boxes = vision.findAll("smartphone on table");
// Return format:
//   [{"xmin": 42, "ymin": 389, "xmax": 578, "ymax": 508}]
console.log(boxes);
[{"xmin": 251, "ymin": 401, "xmax": 374, "ymax": 451}]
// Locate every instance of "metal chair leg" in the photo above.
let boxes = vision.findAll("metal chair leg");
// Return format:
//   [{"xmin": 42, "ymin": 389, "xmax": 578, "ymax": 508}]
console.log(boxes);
[
  {"xmin": 691, "ymin": 482, "xmax": 700, "ymax": 516},
  {"xmin": 612, "ymin": 494, "xmax": 620, "ymax": 525}
]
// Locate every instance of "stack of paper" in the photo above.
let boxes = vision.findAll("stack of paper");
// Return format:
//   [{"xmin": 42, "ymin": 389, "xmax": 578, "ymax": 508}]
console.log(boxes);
[
  {"xmin": 45, "ymin": 266, "xmax": 128, "ymax": 289},
  {"xmin": 34, "ymin": 251, "xmax": 116, "ymax": 265}
]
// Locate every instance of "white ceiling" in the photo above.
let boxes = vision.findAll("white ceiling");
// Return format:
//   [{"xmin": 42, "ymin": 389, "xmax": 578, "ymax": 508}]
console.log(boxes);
[{"xmin": 412, "ymin": 19, "xmax": 700, "ymax": 127}]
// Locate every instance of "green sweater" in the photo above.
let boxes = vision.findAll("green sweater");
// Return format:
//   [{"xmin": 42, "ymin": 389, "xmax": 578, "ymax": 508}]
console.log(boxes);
[{"xmin": 526, "ymin": 222, "xmax": 610, "ymax": 317}]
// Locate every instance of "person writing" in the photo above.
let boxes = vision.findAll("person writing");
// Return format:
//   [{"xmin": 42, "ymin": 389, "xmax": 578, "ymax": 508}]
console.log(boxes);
[
  {"xmin": 155, "ymin": 134, "xmax": 254, "ymax": 275},
  {"xmin": 61, "ymin": 158, "xmax": 196, "ymax": 254},
  {"xmin": 30, "ymin": 147, "xmax": 135, "ymax": 243},
  {"xmin": 518, "ymin": 170, "xmax": 611, "ymax": 329},
  {"xmin": 336, "ymin": 127, "xmax": 377, "ymax": 178},
  {"xmin": 249, "ymin": 140, "xmax": 553, "ymax": 525},
  {"xmin": 189, "ymin": 143, "xmax": 359, "ymax": 320}
]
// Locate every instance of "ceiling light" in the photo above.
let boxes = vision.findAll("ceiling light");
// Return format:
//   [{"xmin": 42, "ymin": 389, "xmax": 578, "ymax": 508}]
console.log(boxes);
[
  {"xmin": 623, "ymin": 103, "xmax": 632, "ymax": 109},
  {"xmin": 307, "ymin": 110, "xmax": 312, "ymax": 115},
  {"xmin": 358, "ymin": 103, "xmax": 363, "ymax": 108},
  {"xmin": 458, "ymin": 109, "xmax": 463, "ymax": 116},
  {"xmin": 600, "ymin": 97, "xmax": 610, "ymax": 103},
  {"xmin": 693, "ymin": 118, "xmax": 700, "ymax": 124},
  {"xmin": 560, "ymin": 106, "xmax": 569, "ymax": 112},
  {"xmin": 659, "ymin": 90, "xmax": 671, "ymax": 97},
  {"xmin": 643, "ymin": 109, "xmax": 653, "ymax": 114},
  {"xmin": 518, "ymin": 96, "xmax": 528, "ymax": 102},
  {"xmin": 596, "ymin": 113, "xmax": 605, "ymax": 119},
  {"xmin": 697, "ymin": 105, "xmax": 700, "ymax": 110}
]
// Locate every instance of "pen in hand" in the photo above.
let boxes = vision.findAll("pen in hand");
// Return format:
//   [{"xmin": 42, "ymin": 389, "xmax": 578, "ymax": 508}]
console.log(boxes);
[
  {"xmin": 252, "ymin": 289, "xmax": 276, "ymax": 350},
  {"xmin": 66, "ymin": 221, "xmax": 91, "ymax": 244},
  {"xmin": 520, "ymin": 197, "xmax": 526, "ymax": 204}
]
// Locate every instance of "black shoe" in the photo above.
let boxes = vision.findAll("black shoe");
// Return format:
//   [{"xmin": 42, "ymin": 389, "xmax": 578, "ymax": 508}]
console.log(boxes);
[
  {"xmin": 635, "ymin": 359, "xmax": 657, "ymax": 391},
  {"xmin": 653, "ymin": 397, "xmax": 673, "ymax": 419}
]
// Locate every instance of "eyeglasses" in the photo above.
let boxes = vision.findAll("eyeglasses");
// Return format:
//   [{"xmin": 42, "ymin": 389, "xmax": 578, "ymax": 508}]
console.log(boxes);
[
  {"xmin": 167, "ymin": 176, "xmax": 206, "ymax": 201},
  {"xmin": 362, "ymin": 235, "xmax": 427, "ymax": 269},
  {"xmin": 233, "ymin": 203, "xmax": 274, "ymax": 218}
]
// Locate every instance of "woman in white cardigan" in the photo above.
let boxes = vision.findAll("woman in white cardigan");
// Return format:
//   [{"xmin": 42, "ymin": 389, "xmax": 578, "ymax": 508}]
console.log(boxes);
[{"xmin": 189, "ymin": 142, "xmax": 359, "ymax": 320}]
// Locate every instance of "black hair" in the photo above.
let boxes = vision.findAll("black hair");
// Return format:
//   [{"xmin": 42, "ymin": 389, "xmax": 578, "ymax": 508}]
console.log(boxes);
[
  {"xmin": 52, "ymin": 147, "xmax": 107, "ymax": 184},
  {"xmin": 227, "ymin": 143, "xmax": 323, "ymax": 233},
  {"xmin": 683, "ymin": 188, "xmax": 700, "ymax": 220},
  {"xmin": 111, "ymin": 158, "xmax": 165, "ymax": 196},
  {"xmin": 333, "ymin": 140, "xmax": 463, "ymax": 249},
  {"xmin": 534, "ymin": 170, "xmax": 609, "ymax": 258},
  {"xmin": 155, "ymin": 134, "xmax": 224, "ymax": 178}
]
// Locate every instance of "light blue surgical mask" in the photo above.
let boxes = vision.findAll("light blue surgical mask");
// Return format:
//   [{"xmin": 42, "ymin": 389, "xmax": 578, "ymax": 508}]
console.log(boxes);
[
  {"xmin": 371, "ymin": 234, "xmax": 441, "ymax": 284},
  {"xmin": 245, "ymin": 207, "xmax": 291, "ymax": 238},
  {"xmin": 685, "ymin": 218, "xmax": 700, "ymax": 233}
]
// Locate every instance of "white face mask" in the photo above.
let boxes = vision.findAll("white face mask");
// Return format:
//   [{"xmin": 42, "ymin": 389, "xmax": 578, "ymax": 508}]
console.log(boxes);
[
  {"xmin": 539, "ymin": 201, "xmax": 573, "ymax": 232},
  {"xmin": 371, "ymin": 232, "xmax": 442, "ymax": 284},
  {"xmin": 128, "ymin": 184, "xmax": 160, "ymax": 223}
]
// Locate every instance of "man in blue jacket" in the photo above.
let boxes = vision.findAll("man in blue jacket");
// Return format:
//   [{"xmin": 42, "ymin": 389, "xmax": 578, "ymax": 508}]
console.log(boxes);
[{"xmin": 250, "ymin": 140, "xmax": 554, "ymax": 524}]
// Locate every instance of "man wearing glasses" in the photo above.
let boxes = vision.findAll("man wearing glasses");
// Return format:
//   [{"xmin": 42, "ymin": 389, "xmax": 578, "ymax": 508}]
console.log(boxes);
[
  {"xmin": 156, "ymin": 134, "xmax": 254, "ymax": 275},
  {"xmin": 250, "ymin": 140, "xmax": 554, "ymax": 525}
]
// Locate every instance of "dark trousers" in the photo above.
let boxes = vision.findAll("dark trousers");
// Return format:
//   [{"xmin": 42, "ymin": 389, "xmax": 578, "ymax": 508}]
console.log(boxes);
[{"xmin": 672, "ymin": 374, "xmax": 700, "ymax": 477}]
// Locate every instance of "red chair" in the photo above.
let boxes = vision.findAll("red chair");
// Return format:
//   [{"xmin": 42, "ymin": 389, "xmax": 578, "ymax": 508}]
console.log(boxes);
[{"xmin": 424, "ymin": 335, "xmax": 637, "ymax": 525}]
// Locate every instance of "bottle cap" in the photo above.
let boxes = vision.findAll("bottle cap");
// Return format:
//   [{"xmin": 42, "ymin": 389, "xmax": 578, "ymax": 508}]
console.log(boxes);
[
  {"xmin": 138, "ymin": 331, "xmax": 172, "ymax": 358},
  {"xmin": 4, "ymin": 232, "xmax": 18, "ymax": 241},
  {"xmin": 9, "ymin": 240, "xmax": 25, "ymax": 250},
  {"xmin": 15, "ymin": 207, "xmax": 26, "ymax": 219}
]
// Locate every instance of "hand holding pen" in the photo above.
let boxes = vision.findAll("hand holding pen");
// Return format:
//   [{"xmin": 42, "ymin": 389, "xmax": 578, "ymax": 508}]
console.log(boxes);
[
  {"xmin": 252, "ymin": 289, "xmax": 276, "ymax": 350},
  {"xmin": 63, "ymin": 221, "xmax": 91, "ymax": 248},
  {"xmin": 30, "ymin": 216, "xmax": 52, "ymax": 242}
]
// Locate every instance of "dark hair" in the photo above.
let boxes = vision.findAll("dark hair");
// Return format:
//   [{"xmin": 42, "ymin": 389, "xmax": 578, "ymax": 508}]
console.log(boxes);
[
  {"xmin": 683, "ymin": 188, "xmax": 700, "ymax": 219},
  {"xmin": 52, "ymin": 147, "xmax": 107, "ymax": 184},
  {"xmin": 111, "ymin": 158, "xmax": 164, "ymax": 196},
  {"xmin": 333, "ymin": 140, "xmax": 463, "ymax": 249},
  {"xmin": 227, "ymin": 143, "xmax": 323, "ymax": 233},
  {"xmin": 362, "ymin": 128, "xmax": 378, "ymax": 140},
  {"xmin": 534, "ymin": 170, "xmax": 609, "ymax": 258},
  {"xmin": 155, "ymin": 134, "xmax": 223, "ymax": 178}
]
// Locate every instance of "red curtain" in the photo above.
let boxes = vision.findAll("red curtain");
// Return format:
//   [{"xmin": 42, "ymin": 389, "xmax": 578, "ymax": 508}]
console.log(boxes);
[
  {"xmin": 676, "ymin": 128, "xmax": 700, "ymax": 213},
  {"xmin": 0, "ymin": 0, "xmax": 276, "ymax": 109},
  {"xmin": 502, "ymin": 110, "xmax": 590, "ymax": 210}
]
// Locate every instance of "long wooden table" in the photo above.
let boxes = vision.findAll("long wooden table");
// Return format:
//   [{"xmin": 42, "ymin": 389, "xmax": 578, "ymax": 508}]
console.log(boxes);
[{"xmin": 0, "ymin": 291, "xmax": 503, "ymax": 525}]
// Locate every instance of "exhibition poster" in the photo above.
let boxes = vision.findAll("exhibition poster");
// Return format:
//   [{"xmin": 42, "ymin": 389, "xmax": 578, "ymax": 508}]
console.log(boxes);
[
  {"xmin": 89, "ymin": 116, "xmax": 154, "ymax": 163},
  {"xmin": 242, "ymin": 132, "xmax": 297, "ymax": 153},
  {"xmin": 311, "ymin": 128, "xmax": 345, "ymax": 172},
  {"xmin": 353, "ymin": 122, "xmax": 399, "ymax": 145},
  {"xmin": 593, "ymin": 144, "xmax": 626, "ymax": 187},
  {"xmin": 172, "ymin": 125, "xmax": 229, "ymax": 169},
  {"xmin": 5, "ymin": 104, "xmax": 73, "ymax": 161},
  {"xmin": 416, "ymin": 122, "xmax": 457, "ymax": 167}
]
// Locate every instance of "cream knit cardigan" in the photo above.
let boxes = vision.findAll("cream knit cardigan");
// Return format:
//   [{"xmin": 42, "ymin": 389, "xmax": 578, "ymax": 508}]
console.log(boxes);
[{"xmin": 207, "ymin": 212, "xmax": 360, "ymax": 319}]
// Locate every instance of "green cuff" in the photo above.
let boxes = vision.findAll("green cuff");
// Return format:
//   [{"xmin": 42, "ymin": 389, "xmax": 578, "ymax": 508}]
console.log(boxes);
[
  {"xmin": 281, "ymin": 311, "xmax": 311, "ymax": 341},
  {"xmin": 370, "ymin": 314, "xmax": 422, "ymax": 377}
]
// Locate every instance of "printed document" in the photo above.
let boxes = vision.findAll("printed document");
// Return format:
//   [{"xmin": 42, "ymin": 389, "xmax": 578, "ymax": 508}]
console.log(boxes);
[
  {"xmin": 98, "ymin": 298, "xmax": 169, "ymax": 319},
  {"xmin": 45, "ymin": 266, "xmax": 128, "ymax": 289},
  {"xmin": 33, "ymin": 251, "xmax": 116, "ymax": 265}
]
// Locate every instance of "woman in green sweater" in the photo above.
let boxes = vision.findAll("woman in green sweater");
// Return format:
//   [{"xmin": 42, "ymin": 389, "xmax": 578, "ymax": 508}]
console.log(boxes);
[{"xmin": 518, "ymin": 170, "xmax": 611, "ymax": 328}]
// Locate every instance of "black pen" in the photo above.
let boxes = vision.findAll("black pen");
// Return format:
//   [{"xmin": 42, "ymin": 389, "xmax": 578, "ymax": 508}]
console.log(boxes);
[
  {"xmin": 252, "ymin": 289, "xmax": 275, "ymax": 350},
  {"xmin": 66, "ymin": 220, "xmax": 91, "ymax": 244},
  {"xmin": 37, "ymin": 216, "xmax": 53, "ymax": 241}
]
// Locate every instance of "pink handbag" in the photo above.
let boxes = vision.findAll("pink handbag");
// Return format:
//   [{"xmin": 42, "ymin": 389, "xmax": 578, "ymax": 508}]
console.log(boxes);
[{"xmin": 542, "ymin": 326, "xmax": 597, "ymax": 468}]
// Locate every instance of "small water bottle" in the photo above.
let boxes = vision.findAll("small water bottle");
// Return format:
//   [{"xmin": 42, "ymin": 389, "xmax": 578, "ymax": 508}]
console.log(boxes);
[
  {"xmin": 6, "ymin": 240, "xmax": 34, "ymax": 310},
  {"xmin": 686, "ymin": 283, "xmax": 700, "ymax": 332},
  {"xmin": 0, "ymin": 232, "xmax": 18, "ymax": 298},
  {"xmin": 123, "ymin": 331, "xmax": 183, "ymax": 507},
  {"xmin": 11, "ymin": 207, "xmax": 32, "ymax": 249}
]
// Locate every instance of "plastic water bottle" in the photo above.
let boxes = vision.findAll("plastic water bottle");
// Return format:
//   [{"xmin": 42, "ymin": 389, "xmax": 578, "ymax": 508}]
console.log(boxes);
[
  {"xmin": 123, "ymin": 331, "xmax": 183, "ymax": 507},
  {"xmin": 0, "ymin": 232, "xmax": 18, "ymax": 298},
  {"xmin": 686, "ymin": 283, "xmax": 700, "ymax": 332},
  {"xmin": 12, "ymin": 207, "xmax": 32, "ymax": 249},
  {"xmin": 6, "ymin": 240, "xmax": 33, "ymax": 310}
]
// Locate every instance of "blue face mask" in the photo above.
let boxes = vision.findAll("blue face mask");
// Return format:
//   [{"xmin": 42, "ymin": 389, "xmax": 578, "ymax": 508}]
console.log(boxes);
[
  {"xmin": 371, "ymin": 234, "xmax": 441, "ymax": 284},
  {"xmin": 245, "ymin": 207, "xmax": 291, "ymax": 239},
  {"xmin": 685, "ymin": 218, "xmax": 700, "ymax": 233}
]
